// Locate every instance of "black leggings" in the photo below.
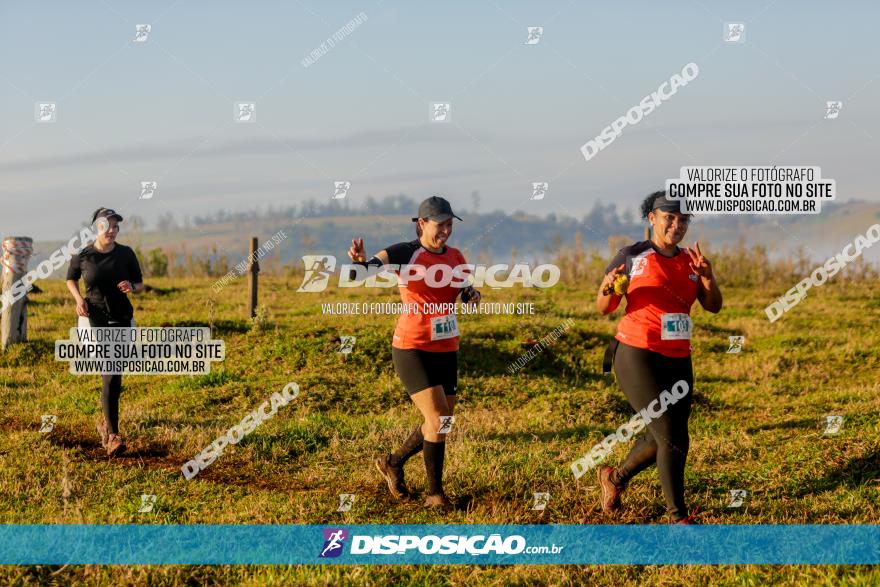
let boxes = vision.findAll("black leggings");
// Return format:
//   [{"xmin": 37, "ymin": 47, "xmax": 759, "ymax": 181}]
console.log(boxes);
[
  {"xmin": 88, "ymin": 315, "xmax": 130, "ymax": 435},
  {"xmin": 611, "ymin": 342, "xmax": 694, "ymax": 520}
]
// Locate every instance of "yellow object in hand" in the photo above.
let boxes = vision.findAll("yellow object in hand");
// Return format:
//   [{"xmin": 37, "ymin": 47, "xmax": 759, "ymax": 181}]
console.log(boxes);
[{"xmin": 613, "ymin": 273, "xmax": 629, "ymax": 295}]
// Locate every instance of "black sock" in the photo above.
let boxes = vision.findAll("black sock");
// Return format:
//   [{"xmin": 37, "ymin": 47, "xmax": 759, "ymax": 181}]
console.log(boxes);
[
  {"xmin": 388, "ymin": 426, "xmax": 424, "ymax": 467},
  {"xmin": 423, "ymin": 440, "xmax": 446, "ymax": 495},
  {"xmin": 101, "ymin": 375, "xmax": 123, "ymax": 434}
]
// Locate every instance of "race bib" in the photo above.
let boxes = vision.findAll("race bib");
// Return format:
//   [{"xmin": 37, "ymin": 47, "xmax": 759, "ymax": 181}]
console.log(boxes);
[
  {"xmin": 661, "ymin": 313, "xmax": 692, "ymax": 340},
  {"xmin": 430, "ymin": 314, "xmax": 459, "ymax": 341}
]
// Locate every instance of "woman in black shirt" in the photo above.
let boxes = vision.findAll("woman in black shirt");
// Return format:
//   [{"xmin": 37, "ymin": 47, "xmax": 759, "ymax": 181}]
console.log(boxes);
[{"xmin": 65, "ymin": 208, "xmax": 144, "ymax": 457}]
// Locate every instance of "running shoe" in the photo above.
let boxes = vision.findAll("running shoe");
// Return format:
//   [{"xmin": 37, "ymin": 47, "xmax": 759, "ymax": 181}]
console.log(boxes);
[
  {"xmin": 423, "ymin": 493, "xmax": 453, "ymax": 509},
  {"xmin": 106, "ymin": 434, "xmax": 126, "ymax": 457},
  {"xmin": 675, "ymin": 505, "xmax": 701, "ymax": 524},
  {"xmin": 374, "ymin": 455, "xmax": 410, "ymax": 499},
  {"xmin": 96, "ymin": 419, "xmax": 109, "ymax": 449},
  {"xmin": 598, "ymin": 466, "xmax": 625, "ymax": 513}
]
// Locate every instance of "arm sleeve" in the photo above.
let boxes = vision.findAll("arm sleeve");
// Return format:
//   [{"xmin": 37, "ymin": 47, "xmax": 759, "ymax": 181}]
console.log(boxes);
[
  {"xmin": 128, "ymin": 248, "xmax": 144, "ymax": 283},
  {"xmin": 347, "ymin": 241, "xmax": 417, "ymax": 280},
  {"xmin": 347, "ymin": 255, "xmax": 385, "ymax": 281},
  {"xmin": 66, "ymin": 253, "xmax": 82, "ymax": 280},
  {"xmin": 384, "ymin": 241, "xmax": 419, "ymax": 266},
  {"xmin": 604, "ymin": 248, "xmax": 627, "ymax": 275}
]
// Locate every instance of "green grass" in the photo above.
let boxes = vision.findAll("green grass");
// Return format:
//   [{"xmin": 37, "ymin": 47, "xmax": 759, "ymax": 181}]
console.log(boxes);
[{"xmin": 1, "ymin": 275, "xmax": 879, "ymax": 585}]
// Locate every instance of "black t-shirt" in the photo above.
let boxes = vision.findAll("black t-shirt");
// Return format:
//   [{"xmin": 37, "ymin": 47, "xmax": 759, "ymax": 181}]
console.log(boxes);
[{"xmin": 66, "ymin": 244, "xmax": 143, "ymax": 322}]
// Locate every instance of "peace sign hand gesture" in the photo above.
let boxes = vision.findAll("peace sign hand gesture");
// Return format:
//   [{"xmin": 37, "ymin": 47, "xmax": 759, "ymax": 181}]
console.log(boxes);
[
  {"xmin": 685, "ymin": 241, "xmax": 713, "ymax": 280},
  {"xmin": 348, "ymin": 238, "xmax": 366, "ymax": 263}
]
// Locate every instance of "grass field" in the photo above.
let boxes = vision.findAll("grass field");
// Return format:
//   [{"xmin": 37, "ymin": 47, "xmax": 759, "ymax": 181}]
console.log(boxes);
[{"xmin": 1, "ymin": 263, "xmax": 879, "ymax": 585}]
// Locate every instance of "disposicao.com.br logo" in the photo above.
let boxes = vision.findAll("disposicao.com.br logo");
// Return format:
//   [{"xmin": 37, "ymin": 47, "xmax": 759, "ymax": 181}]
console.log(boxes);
[
  {"xmin": 297, "ymin": 255, "xmax": 560, "ymax": 292},
  {"xmin": 317, "ymin": 528, "xmax": 563, "ymax": 558}
]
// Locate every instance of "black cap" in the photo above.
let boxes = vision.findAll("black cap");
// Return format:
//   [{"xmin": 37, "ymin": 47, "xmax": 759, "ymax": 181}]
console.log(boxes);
[
  {"xmin": 652, "ymin": 194, "xmax": 683, "ymax": 214},
  {"xmin": 411, "ymin": 196, "xmax": 462, "ymax": 222},
  {"xmin": 91, "ymin": 207, "xmax": 124, "ymax": 223}
]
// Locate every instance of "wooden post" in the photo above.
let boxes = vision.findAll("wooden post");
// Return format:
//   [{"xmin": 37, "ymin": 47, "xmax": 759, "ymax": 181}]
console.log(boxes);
[
  {"xmin": 248, "ymin": 237, "xmax": 259, "ymax": 318},
  {"xmin": 1, "ymin": 237, "xmax": 34, "ymax": 349}
]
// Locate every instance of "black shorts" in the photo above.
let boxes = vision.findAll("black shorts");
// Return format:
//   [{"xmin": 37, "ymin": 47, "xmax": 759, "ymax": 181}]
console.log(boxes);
[{"xmin": 391, "ymin": 347, "xmax": 458, "ymax": 396}]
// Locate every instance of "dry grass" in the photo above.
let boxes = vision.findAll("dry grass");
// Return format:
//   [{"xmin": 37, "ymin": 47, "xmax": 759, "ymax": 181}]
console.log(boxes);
[{"xmin": 1, "ymin": 260, "xmax": 878, "ymax": 584}]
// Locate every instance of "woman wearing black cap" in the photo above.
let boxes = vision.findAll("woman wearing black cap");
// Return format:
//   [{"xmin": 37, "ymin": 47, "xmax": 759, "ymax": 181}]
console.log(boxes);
[
  {"xmin": 348, "ymin": 196, "xmax": 480, "ymax": 508},
  {"xmin": 594, "ymin": 191, "xmax": 722, "ymax": 524},
  {"xmin": 65, "ymin": 208, "xmax": 144, "ymax": 457}
]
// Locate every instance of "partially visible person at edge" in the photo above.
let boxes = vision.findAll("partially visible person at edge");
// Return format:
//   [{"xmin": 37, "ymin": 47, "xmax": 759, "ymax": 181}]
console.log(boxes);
[
  {"xmin": 347, "ymin": 196, "xmax": 480, "ymax": 509},
  {"xmin": 66, "ymin": 207, "xmax": 144, "ymax": 457},
  {"xmin": 595, "ymin": 191, "xmax": 722, "ymax": 524}
]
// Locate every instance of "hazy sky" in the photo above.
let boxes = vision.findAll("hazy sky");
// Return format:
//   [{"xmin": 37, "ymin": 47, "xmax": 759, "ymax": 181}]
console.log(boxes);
[{"xmin": 1, "ymin": 0, "xmax": 878, "ymax": 240}]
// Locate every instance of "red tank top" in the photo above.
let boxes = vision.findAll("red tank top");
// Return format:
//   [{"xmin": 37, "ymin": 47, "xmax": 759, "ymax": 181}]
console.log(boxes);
[
  {"xmin": 606, "ymin": 241, "xmax": 700, "ymax": 358},
  {"xmin": 384, "ymin": 240, "xmax": 469, "ymax": 352}
]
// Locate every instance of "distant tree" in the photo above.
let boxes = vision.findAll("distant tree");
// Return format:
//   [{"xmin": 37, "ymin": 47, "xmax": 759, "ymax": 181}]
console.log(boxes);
[
  {"xmin": 156, "ymin": 212, "xmax": 178, "ymax": 233},
  {"xmin": 364, "ymin": 196, "xmax": 378, "ymax": 213},
  {"xmin": 129, "ymin": 215, "xmax": 145, "ymax": 233},
  {"xmin": 471, "ymin": 190, "xmax": 481, "ymax": 213},
  {"xmin": 145, "ymin": 248, "xmax": 168, "ymax": 277}
]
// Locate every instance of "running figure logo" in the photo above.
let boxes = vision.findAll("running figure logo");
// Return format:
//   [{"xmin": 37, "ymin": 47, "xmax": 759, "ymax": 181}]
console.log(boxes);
[
  {"xmin": 318, "ymin": 528, "xmax": 349, "ymax": 558},
  {"xmin": 36, "ymin": 102, "xmax": 57, "ymax": 123},
  {"xmin": 297, "ymin": 255, "xmax": 336, "ymax": 292},
  {"xmin": 39, "ymin": 415, "xmax": 57, "ymax": 433},
  {"xmin": 727, "ymin": 489, "xmax": 746, "ymax": 508},
  {"xmin": 235, "ymin": 102, "xmax": 256, "ymax": 123},
  {"xmin": 724, "ymin": 23, "xmax": 745, "ymax": 43},
  {"xmin": 825, "ymin": 101, "xmax": 843, "ymax": 119},
  {"xmin": 138, "ymin": 494, "xmax": 157, "ymax": 513},
  {"xmin": 438, "ymin": 416, "xmax": 455, "ymax": 435},
  {"xmin": 333, "ymin": 181, "xmax": 350, "ymax": 200},
  {"xmin": 531, "ymin": 182, "xmax": 549, "ymax": 201},
  {"xmin": 430, "ymin": 102, "xmax": 451, "ymax": 123},
  {"xmin": 140, "ymin": 181, "xmax": 158, "ymax": 200},
  {"xmin": 134, "ymin": 24, "xmax": 151, "ymax": 42},
  {"xmin": 338, "ymin": 336, "xmax": 356, "ymax": 354},
  {"xmin": 524, "ymin": 27, "xmax": 543, "ymax": 45},
  {"xmin": 337, "ymin": 494, "xmax": 355, "ymax": 512},
  {"xmin": 532, "ymin": 492, "xmax": 550, "ymax": 510},
  {"xmin": 727, "ymin": 335, "xmax": 745, "ymax": 353},
  {"xmin": 823, "ymin": 415, "xmax": 843, "ymax": 435}
]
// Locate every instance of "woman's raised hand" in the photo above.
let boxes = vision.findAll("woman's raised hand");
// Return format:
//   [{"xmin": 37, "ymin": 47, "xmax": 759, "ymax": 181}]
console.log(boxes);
[{"xmin": 348, "ymin": 238, "xmax": 366, "ymax": 263}]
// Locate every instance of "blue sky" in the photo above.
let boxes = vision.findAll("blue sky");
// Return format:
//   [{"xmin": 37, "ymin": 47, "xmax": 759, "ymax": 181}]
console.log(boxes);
[{"xmin": 1, "ymin": 0, "xmax": 878, "ymax": 239}]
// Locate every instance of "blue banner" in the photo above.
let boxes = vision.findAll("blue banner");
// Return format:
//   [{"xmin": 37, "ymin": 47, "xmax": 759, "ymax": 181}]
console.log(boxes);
[{"xmin": 1, "ymin": 525, "xmax": 878, "ymax": 565}]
